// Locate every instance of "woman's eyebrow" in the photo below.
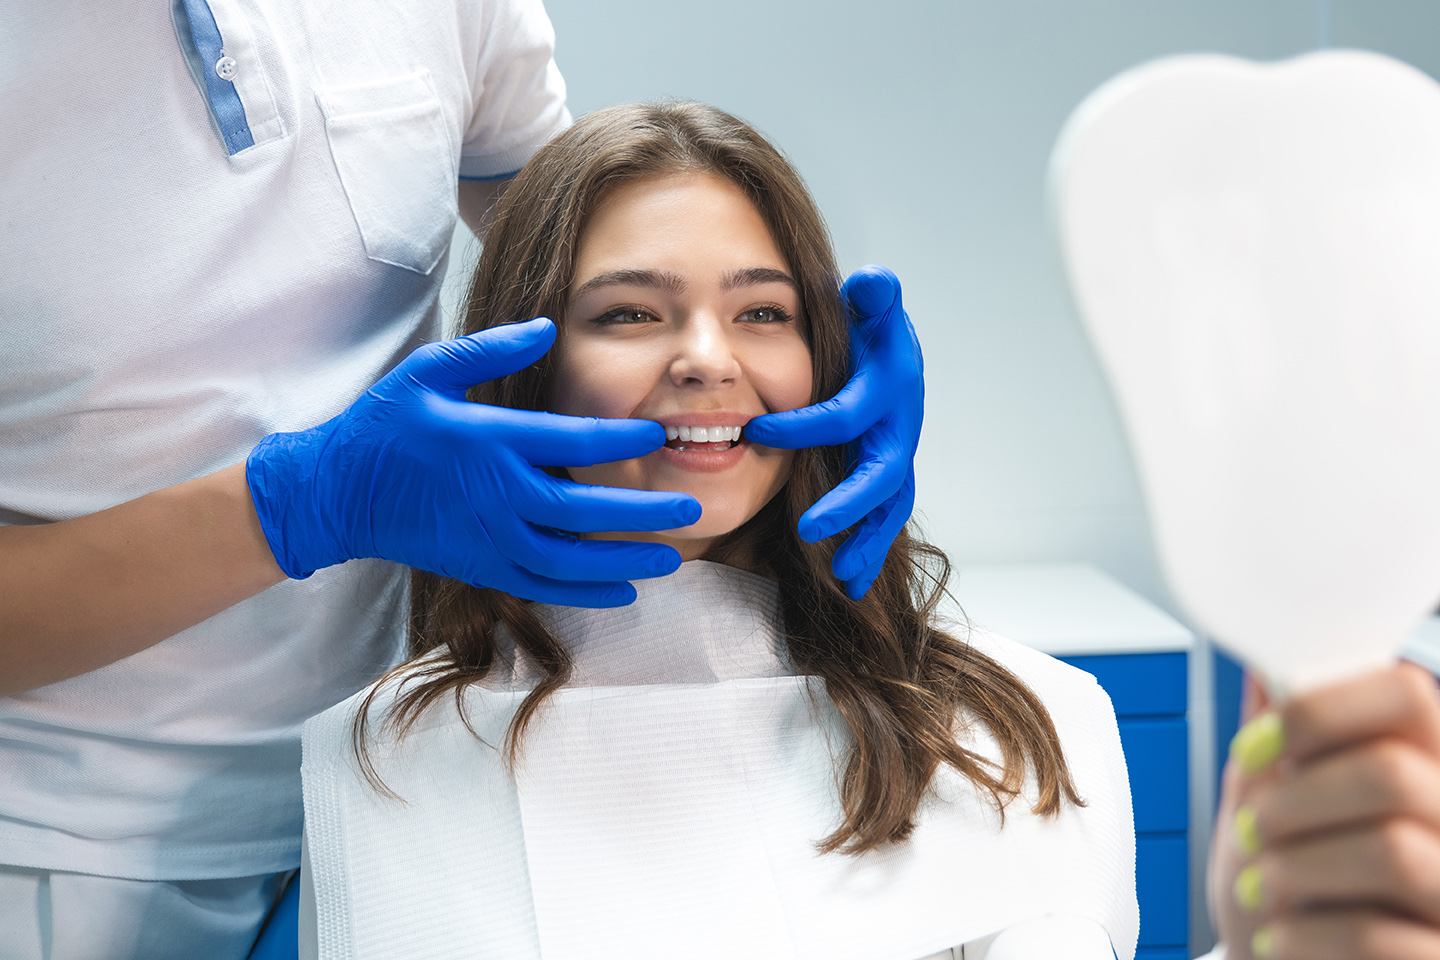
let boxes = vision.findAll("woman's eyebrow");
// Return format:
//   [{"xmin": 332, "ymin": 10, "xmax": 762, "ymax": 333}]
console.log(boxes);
[
  {"xmin": 571, "ymin": 268, "xmax": 686, "ymax": 300},
  {"xmin": 722, "ymin": 267, "xmax": 797, "ymax": 291}
]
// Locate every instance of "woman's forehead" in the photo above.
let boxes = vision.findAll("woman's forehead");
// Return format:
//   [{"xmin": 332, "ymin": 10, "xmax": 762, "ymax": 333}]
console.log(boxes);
[{"xmin": 571, "ymin": 172, "xmax": 791, "ymax": 293}]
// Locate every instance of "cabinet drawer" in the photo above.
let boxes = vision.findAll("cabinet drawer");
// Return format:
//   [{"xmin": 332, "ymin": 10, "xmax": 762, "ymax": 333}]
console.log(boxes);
[
  {"xmin": 1062, "ymin": 652, "xmax": 1187, "ymax": 717},
  {"xmin": 1120, "ymin": 717, "xmax": 1189, "ymax": 833},
  {"xmin": 1137, "ymin": 833, "xmax": 1189, "ymax": 946}
]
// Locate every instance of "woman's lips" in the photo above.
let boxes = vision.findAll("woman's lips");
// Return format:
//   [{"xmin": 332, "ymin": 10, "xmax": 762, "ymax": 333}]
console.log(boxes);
[
  {"xmin": 655, "ymin": 437, "xmax": 748, "ymax": 472},
  {"xmin": 647, "ymin": 414, "xmax": 753, "ymax": 471}
]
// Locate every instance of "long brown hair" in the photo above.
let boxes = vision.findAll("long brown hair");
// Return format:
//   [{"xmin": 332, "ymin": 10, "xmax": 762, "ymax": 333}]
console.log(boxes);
[{"xmin": 358, "ymin": 101, "xmax": 1082, "ymax": 854}]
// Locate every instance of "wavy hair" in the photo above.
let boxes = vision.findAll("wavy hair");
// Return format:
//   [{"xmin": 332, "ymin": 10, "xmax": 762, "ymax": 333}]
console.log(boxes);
[{"xmin": 357, "ymin": 101, "xmax": 1082, "ymax": 854}]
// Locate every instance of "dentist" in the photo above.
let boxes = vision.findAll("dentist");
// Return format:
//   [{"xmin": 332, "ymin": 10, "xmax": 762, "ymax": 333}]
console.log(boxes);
[{"xmin": 0, "ymin": 1, "xmax": 921, "ymax": 956}]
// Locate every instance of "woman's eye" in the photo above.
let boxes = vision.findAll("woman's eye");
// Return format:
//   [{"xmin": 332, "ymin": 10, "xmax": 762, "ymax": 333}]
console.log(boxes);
[
  {"xmin": 594, "ymin": 308, "xmax": 656, "ymax": 325},
  {"xmin": 740, "ymin": 306, "xmax": 793, "ymax": 324}
]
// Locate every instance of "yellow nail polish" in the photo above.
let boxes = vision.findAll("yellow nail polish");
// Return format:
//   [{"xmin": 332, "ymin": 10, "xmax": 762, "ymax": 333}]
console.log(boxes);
[
  {"xmin": 1230, "ymin": 713, "xmax": 1285, "ymax": 774},
  {"xmin": 1234, "ymin": 805, "xmax": 1260, "ymax": 857},
  {"xmin": 1252, "ymin": 924, "xmax": 1276, "ymax": 958},
  {"xmin": 1235, "ymin": 864, "xmax": 1265, "ymax": 912}
]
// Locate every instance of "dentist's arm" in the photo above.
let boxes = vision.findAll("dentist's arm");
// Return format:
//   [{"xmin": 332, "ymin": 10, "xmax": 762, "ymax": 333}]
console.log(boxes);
[
  {"xmin": 0, "ymin": 465, "xmax": 289, "ymax": 694},
  {"xmin": 0, "ymin": 319, "xmax": 698, "ymax": 695},
  {"xmin": 744, "ymin": 265, "xmax": 923, "ymax": 599}
]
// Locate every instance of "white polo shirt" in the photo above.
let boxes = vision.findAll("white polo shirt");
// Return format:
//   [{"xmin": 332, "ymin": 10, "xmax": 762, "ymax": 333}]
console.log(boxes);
[{"xmin": 0, "ymin": 0, "xmax": 568, "ymax": 880}]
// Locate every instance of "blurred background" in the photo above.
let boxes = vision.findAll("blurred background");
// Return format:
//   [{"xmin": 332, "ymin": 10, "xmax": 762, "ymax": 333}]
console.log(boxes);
[{"xmin": 445, "ymin": 0, "xmax": 1440, "ymax": 617}]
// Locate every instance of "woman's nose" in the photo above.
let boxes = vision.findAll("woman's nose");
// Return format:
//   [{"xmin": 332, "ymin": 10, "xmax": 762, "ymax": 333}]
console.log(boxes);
[{"xmin": 668, "ymin": 313, "xmax": 740, "ymax": 387}]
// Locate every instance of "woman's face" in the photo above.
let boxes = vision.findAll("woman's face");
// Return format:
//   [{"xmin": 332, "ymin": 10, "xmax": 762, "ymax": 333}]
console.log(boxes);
[{"xmin": 552, "ymin": 171, "xmax": 813, "ymax": 561}]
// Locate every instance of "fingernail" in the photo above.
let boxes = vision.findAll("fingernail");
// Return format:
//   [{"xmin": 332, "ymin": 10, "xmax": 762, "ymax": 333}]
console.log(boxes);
[
  {"xmin": 1251, "ymin": 924, "xmax": 1276, "ymax": 958},
  {"xmin": 1234, "ymin": 864, "xmax": 1265, "ymax": 912},
  {"xmin": 1234, "ymin": 805, "xmax": 1261, "ymax": 857},
  {"xmin": 1230, "ymin": 713, "xmax": 1285, "ymax": 774}
]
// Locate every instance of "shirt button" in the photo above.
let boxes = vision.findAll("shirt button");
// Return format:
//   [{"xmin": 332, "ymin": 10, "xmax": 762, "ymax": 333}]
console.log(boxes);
[{"xmin": 215, "ymin": 56, "xmax": 238, "ymax": 82}]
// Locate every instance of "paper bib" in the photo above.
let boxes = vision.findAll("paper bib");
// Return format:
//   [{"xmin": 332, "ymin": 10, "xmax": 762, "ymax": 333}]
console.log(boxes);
[{"xmin": 303, "ymin": 663, "xmax": 1136, "ymax": 959}]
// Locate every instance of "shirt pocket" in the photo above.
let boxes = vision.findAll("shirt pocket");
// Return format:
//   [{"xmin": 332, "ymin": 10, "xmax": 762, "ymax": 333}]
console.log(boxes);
[{"xmin": 315, "ymin": 71, "xmax": 458, "ymax": 275}]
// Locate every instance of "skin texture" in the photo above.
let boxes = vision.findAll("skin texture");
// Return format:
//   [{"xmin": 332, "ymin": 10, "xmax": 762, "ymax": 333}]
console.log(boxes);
[
  {"xmin": 552, "ymin": 172, "xmax": 813, "ymax": 560},
  {"xmin": 1211, "ymin": 662, "xmax": 1440, "ymax": 959}
]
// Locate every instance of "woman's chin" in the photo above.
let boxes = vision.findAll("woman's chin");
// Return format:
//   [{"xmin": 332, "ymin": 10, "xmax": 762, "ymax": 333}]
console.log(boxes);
[{"xmin": 585, "ymin": 519, "xmax": 744, "ymax": 563}]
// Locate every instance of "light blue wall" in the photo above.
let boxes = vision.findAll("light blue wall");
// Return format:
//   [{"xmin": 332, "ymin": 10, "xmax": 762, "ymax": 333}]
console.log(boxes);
[{"xmin": 445, "ymin": 0, "xmax": 1440, "ymax": 613}]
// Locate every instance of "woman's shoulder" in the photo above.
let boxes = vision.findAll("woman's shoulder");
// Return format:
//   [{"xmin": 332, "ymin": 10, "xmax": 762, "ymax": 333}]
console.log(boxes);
[
  {"xmin": 942, "ymin": 619, "xmax": 1120, "ymax": 733},
  {"xmin": 951, "ymin": 620, "xmax": 1110, "ymax": 694}
]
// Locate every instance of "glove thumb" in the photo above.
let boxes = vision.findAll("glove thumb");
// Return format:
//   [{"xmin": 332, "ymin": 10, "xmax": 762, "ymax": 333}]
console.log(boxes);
[{"xmin": 404, "ymin": 318, "xmax": 557, "ymax": 395}]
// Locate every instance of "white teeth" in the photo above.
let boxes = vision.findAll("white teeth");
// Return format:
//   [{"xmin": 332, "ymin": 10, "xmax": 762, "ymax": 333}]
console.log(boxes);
[{"xmin": 662, "ymin": 424, "xmax": 744, "ymax": 443}]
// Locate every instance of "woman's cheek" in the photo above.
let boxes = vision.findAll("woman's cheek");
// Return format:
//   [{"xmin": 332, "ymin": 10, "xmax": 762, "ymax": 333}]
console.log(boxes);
[
  {"xmin": 550, "ymin": 337, "xmax": 652, "ymax": 419},
  {"xmin": 753, "ymin": 361, "xmax": 813, "ymax": 414}
]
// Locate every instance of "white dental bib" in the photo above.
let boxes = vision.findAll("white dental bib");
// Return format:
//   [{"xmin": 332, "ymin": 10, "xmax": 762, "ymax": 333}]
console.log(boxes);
[{"xmin": 301, "ymin": 562, "xmax": 1137, "ymax": 959}]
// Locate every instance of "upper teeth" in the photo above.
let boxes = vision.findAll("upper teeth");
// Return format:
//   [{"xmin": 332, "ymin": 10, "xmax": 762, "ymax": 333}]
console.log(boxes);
[{"xmin": 665, "ymin": 425, "xmax": 742, "ymax": 442}]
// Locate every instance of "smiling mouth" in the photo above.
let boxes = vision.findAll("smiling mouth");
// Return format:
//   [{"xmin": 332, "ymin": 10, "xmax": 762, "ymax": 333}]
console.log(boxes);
[{"xmin": 663, "ymin": 424, "xmax": 743, "ymax": 451}]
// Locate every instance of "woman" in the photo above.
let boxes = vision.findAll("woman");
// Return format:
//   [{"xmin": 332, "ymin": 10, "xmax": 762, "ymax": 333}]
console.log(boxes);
[{"xmin": 299, "ymin": 101, "xmax": 1138, "ymax": 959}]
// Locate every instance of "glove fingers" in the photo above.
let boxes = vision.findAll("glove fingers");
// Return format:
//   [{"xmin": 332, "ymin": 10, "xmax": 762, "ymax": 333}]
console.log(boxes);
[
  {"xmin": 500, "ymin": 412, "xmax": 669, "ymax": 467},
  {"xmin": 479, "ymin": 564, "xmax": 641, "ymax": 608},
  {"xmin": 796, "ymin": 433, "xmax": 912, "ymax": 542},
  {"xmin": 403, "ymin": 319, "xmax": 557, "ymax": 395},
  {"xmin": 485, "ymin": 507, "xmax": 683, "ymax": 583},
  {"xmin": 832, "ymin": 467, "xmax": 916, "ymax": 598},
  {"xmin": 404, "ymin": 493, "xmax": 646, "ymax": 606},
  {"xmin": 743, "ymin": 368, "xmax": 882, "ymax": 450},
  {"xmin": 512, "ymin": 475, "xmax": 701, "ymax": 533}
]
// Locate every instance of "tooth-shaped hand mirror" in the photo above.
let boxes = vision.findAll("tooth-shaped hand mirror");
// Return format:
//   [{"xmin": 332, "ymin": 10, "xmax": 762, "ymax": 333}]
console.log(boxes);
[{"xmin": 1051, "ymin": 51, "xmax": 1440, "ymax": 693}]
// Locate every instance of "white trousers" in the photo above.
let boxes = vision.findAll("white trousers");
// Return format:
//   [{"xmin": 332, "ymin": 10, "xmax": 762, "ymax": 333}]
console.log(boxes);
[{"xmin": 0, "ymin": 865, "xmax": 292, "ymax": 960}]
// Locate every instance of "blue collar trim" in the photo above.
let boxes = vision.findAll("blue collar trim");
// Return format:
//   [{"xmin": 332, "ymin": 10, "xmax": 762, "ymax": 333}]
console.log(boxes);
[{"xmin": 176, "ymin": 0, "xmax": 255, "ymax": 156}]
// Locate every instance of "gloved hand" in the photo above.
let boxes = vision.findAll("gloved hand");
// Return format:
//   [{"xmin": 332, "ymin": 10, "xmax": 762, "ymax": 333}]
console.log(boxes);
[
  {"xmin": 743, "ymin": 265, "xmax": 922, "ymax": 600},
  {"xmin": 246, "ymin": 318, "xmax": 700, "ymax": 607}
]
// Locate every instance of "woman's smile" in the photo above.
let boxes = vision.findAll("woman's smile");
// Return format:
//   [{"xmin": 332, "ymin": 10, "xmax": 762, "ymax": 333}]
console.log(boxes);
[
  {"xmin": 650, "ymin": 412, "xmax": 746, "ymax": 471},
  {"xmin": 550, "ymin": 170, "xmax": 814, "ymax": 558}
]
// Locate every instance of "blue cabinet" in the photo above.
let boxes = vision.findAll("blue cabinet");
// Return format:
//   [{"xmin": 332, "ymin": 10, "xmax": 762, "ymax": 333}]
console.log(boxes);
[
  {"xmin": 1061, "ymin": 652, "xmax": 1186, "ymax": 717},
  {"xmin": 1118, "ymin": 717, "xmax": 1188, "ymax": 833},
  {"xmin": 1064, "ymin": 652, "xmax": 1190, "ymax": 951}
]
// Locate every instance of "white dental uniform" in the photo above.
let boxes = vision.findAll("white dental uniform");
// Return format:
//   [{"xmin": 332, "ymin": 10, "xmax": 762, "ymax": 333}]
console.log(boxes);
[
  {"xmin": 0, "ymin": 0, "xmax": 566, "ymax": 954},
  {"xmin": 300, "ymin": 561, "xmax": 1139, "ymax": 960}
]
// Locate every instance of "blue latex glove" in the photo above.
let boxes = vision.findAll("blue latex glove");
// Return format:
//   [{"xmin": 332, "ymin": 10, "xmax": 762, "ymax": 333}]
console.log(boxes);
[
  {"xmin": 744, "ymin": 265, "xmax": 922, "ymax": 599},
  {"xmin": 246, "ymin": 318, "xmax": 700, "ymax": 607}
]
